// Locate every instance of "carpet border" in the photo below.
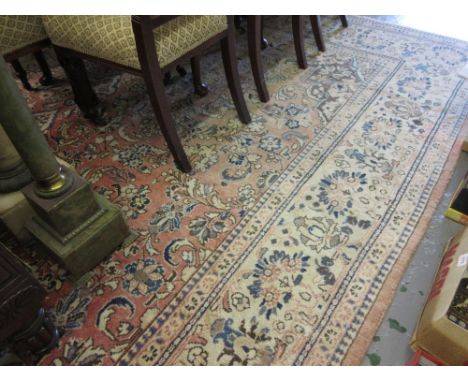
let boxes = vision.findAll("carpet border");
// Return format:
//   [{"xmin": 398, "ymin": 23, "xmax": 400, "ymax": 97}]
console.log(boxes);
[{"xmin": 342, "ymin": 115, "xmax": 468, "ymax": 366}]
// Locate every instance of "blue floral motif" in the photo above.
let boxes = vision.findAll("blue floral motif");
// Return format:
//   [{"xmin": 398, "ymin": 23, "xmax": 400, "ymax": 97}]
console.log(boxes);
[
  {"xmin": 286, "ymin": 119, "xmax": 300, "ymax": 129},
  {"xmin": 361, "ymin": 117, "xmax": 402, "ymax": 150},
  {"xmin": 238, "ymin": 136, "xmax": 253, "ymax": 147},
  {"xmin": 123, "ymin": 258, "xmax": 165, "ymax": 296},
  {"xmin": 285, "ymin": 104, "xmax": 302, "ymax": 117},
  {"xmin": 396, "ymin": 76, "xmax": 431, "ymax": 101},
  {"xmin": 229, "ymin": 153, "xmax": 247, "ymax": 165},
  {"xmin": 211, "ymin": 318, "xmax": 243, "ymax": 348},
  {"xmin": 259, "ymin": 136, "xmax": 282, "ymax": 152},
  {"xmin": 247, "ymin": 250, "xmax": 310, "ymax": 319},
  {"xmin": 150, "ymin": 204, "xmax": 184, "ymax": 232},
  {"xmin": 317, "ymin": 170, "xmax": 367, "ymax": 218}
]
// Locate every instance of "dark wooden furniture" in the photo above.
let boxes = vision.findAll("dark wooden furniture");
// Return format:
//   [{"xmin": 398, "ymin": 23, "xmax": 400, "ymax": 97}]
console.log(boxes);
[
  {"xmin": 51, "ymin": 16, "xmax": 251, "ymax": 174},
  {"xmin": 310, "ymin": 15, "xmax": 348, "ymax": 52},
  {"xmin": 4, "ymin": 40, "xmax": 56, "ymax": 91},
  {"xmin": 0, "ymin": 242, "xmax": 59, "ymax": 365},
  {"xmin": 247, "ymin": 15, "xmax": 348, "ymax": 102}
]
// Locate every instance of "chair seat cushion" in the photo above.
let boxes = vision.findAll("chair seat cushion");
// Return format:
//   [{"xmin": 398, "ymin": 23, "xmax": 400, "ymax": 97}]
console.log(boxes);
[
  {"xmin": 0, "ymin": 16, "xmax": 48, "ymax": 56},
  {"xmin": 42, "ymin": 16, "xmax": 227, "ymax": 70}
]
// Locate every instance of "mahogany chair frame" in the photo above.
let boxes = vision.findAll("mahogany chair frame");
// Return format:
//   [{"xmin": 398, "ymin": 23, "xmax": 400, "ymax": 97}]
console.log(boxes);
[
  {"xmin": 3, "ymin": 39, "xmax": 55, "ymax": 90},
  {"xmin": 53, "ymin": 15, "xmax": 251, "ymax": 173},
  {"xmin": 248, "ymin": 15, "xmax": 348, "ymax": 103}
]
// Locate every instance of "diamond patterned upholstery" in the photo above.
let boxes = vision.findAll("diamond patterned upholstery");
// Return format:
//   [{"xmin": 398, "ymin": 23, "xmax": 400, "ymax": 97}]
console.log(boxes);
[
  {"xmin": 0, "ymin": 16, "xmax": 48, "ymax": 56},
  {"xmin": 41, "ymin": 16, "xmax": 227, "ymax": 70}
]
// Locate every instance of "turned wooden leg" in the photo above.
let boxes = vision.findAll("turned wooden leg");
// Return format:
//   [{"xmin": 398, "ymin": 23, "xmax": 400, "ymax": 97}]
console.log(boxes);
[
  {"xmin": 10, "ymin": 59, "xmax": 33, "ymax": 90},
  {"xmin": 54, "ymin": 46, "xmax": 108, "ymax": 126},
  {"xmin": 340, "ymin": 15, "xmax": 348, "ymax": 28},
  {"xmin": 221, "ymin": 16, "xmax": 251, "ymax": 124},
  {"xmin": 310, "ymin": 15, "xmax": 326, "ymax": 52},
  {"xmin": 247, "ymin": 15, "xmax": 269, "ymax": 102},
  {"xmin": 132, "ymin": 17, "xmax": 192, "ymax": 173},
  {"xmin": 292, "ymin": 16, "xmax": 308, "ymax": 69},
  {"xmin": 190, "ymin": 56, "xmax": 208, "ymax": 97},
  {"xmin": 33, "ymin": 50, "xmax": 55, "ymax": 86}
]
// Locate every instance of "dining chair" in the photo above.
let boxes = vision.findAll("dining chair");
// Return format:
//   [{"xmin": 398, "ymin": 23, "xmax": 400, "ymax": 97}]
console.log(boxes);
[
  {"xmin": 41, "ymin": 16, "xmax": 251, "ymax": 173},
  {"xmin": 0, "ymin": 16, "xmax": 56, "ymax": 90},
  {"xmin": 248, "ymin": 15, "xmax": 348, "ymax": 102},
  {"xmin": 310, "ymin": 15, "xmax": 348, "ymax": 52}
]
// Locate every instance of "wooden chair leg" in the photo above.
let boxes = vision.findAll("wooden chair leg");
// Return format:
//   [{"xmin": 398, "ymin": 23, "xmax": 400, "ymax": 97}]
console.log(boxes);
[
  {"xmin": 292, "ymin": 16, "xmax": 307, "ymax": 69},
  {"xmin": 33, "ymin": 51, "xmax": 55, "ymax": 86},
  {"xmin": 234, "ymin": 15, "xmax": 243, "ymax": 30},
  {"xmin": 247, "ymin": 15, "xmax": 269, "ymax": 102},
  {"xmin": 340, "ymin": 15, "xmax": 348, "ymax": 28},
  {"xmin": 190, "ymin": 55, "xmax": 208, "ymax": 97},
  {"xmin": 54, "ymin": 46, "xmax": 108, "ymax": 126},
  {"xmin": 310, "ymin": 15, "xmax": 326, "ymax": 52},
  {"xmin": 260, "ymin": 16, "xmax": 268, "ymax": 50},
  {"xmin": 10, "ymin": 59, "xmax": 33, "ymax": 90},
  {"xmin": 221, "ymin": 17, "xmax": 251, "ymax": 124},
  {"xmin": 132, "ymin": 17, "xmax": 192, "ymax": 173},
  {"xmin": 176, "ymin": 65, "xmax": 187, "ymax": 77}
]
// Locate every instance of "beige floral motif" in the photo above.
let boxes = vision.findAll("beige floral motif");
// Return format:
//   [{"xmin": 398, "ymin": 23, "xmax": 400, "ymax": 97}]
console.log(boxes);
[{"xmin": 294, "ymin": 216, "xmax": 348, "ymax": 253}]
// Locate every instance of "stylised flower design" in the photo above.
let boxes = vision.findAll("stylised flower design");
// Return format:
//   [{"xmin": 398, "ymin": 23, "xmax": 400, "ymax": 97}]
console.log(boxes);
[
  {"xmin": 130, "ymin": 192, "xmax": 151, "ymax": 210},
  {"xmin": 383, "ymin": 98, "xmax": 422, "ymax": 119},
  {"xmin": 247, "ymin": 250, "xmax": 310, "ymax": 319},
  {"xmin": 187, "ymin": 346, "xmax": 209, "ymax": 366},
  {"xmin": 114, "ymin": 144, "xmax": 166, "ymax": 172},
  {"xmin": 123, "ymin": 258, "xmax": 164, "ymax": 296},
  {"xmin": 361, "ymin": 117, "xmax": 401, "ymax": 150},
  {"xmin": 238, "ymin": 184, "xmax": 256, "ymax": 209},
  {"xmin": 285, "ymin": 103, "xmax": 301, "ymax": 116},
  {"xmin": 189, "ymin": 212, "xmax": 230, "ymax": 244},
  {"xmin": 120, "ymin": 184, "xmax": 151, "ymax": 218},
  {"xmin": 229, "ymin": 153, "xmax": 247, "ymax": 166},
  {"xmin": 150, "ymin": 204, "xmax": 184, "ymax": 233},
  {"xmin": 187, "ymin": 144, "xmax": 219, "ymax": 172},
  {"xmin": 396, "ymin": 76, "xmax": 432, "ymax": 101},
  {"xmin": 307, "ymin": 83, "xmax": 327, "ymax": 100},
  {"xmin": 259, "ymin": 136, "xmax": 282, "ymax": 152},
  {"xmin": 317, "ymin": 170, "xmax": 367, "ymax": 218},
  {"xmin": 51, "ymin": 289, "xmax": 91, "ymax": 330},
  {"xmin": 286, "ymin": 119, "xmax": 300, "ymax": 129},
  {"xmin": 212, "ymin": 318, "xmax": 274, "ymax": 365},
  {"xmin": 117, "ymin": 146, "xmax": 144, "ymax": 169},
  {"xmin": 231, "ymin": 292, "xmax": 251, "ymax": 312},
  {"xmin": 294, "ymin": 216, "xmax": 349, "ymax": 253}
]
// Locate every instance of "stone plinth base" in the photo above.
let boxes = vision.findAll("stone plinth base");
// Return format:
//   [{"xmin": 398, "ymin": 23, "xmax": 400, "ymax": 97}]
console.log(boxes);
[{"xmin": 25, "ymin": 194, "xmax": 128, "ymax": 278}]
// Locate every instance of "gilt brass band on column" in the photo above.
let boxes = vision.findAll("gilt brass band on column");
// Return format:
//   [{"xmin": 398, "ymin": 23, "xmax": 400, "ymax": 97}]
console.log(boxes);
[{"xmin": 0, "ymin": 56, "xmax": 72, "ymax": 198}]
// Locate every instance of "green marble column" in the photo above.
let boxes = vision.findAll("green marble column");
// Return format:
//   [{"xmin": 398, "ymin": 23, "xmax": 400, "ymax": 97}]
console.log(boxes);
[
  {"xmin": 0, "ymin": 56, "xmax": 129, "ymax": 279},
  {"xmin": 0, "ymin": 123, "xmax": 32, "ymax": 193},
  {"xmin": 0, "ymin": 56, "xmax": 71, "ymax": 197}
]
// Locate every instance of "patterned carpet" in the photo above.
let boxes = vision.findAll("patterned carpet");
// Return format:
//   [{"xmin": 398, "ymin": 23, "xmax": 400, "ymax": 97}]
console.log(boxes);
[{"xmin": 5, "ymin": 16, "xmax": 468, "ymax": 365}]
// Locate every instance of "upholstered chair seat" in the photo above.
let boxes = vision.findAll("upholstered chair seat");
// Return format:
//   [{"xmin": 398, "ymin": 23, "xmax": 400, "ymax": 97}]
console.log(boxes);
[
  {"xmin": 40, "ymin": 15, "xmax": 250, "ymax": 173},
  {"xmin": 42, "ymin": 16, "xmax": 227, "ymax": 70},
  {"xmin": 0, "ymin": 16, "xmax": 48, "ymax": 56},
  {"xmin": 0, "ymin": 16, "xmax": 55, "ymax": 90}
]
